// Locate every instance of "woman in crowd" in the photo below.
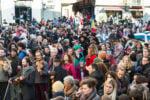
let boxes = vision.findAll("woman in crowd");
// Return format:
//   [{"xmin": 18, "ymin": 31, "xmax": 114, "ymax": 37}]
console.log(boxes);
[
  {"xmin": 62, "ymin": 54, "xmax": 76, "ymax": 78},
  {"xmin": 103, "ymin": 78, "xmax": 118, "ymax": 100},
  {"xmin": 85, "ymin": 44, "xmax": 98, "ymax": 67}
]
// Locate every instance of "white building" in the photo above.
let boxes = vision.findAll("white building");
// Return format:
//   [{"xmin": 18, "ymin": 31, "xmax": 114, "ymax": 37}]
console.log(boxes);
[{"xmin": 0, "ymin": 0, "xmax": 62, "ymax": 24}]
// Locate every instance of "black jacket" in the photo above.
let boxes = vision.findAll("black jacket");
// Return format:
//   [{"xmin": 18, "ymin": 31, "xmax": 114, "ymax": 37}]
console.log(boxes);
[{"xmin": 54, "ymin": 65, "xmax": 68, "ymax": 82}]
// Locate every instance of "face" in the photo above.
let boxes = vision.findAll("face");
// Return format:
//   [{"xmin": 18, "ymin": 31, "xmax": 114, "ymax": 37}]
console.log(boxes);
[
  {"xmin": 123, "ymin": 57, "xmax": 128, "ymax": 64},
  {"xmin": 35, "ymin": 52, "xmax": 42, "ymax": 60},
  {"xmin": 22, "ymin": 58, "xmax": 27, "ymax": 67},
  {"xmin": 53, "ymin": 62, "xmax": 60, "ymax": 67},
  {"xmin": 11, "ymin": 45, "xmax": 16, "ymax": 49},
  {"xmin": 142, "ymin": 57, "xmax": 149, "ymax": 65},
  {"xmin": 11, "ymin": 51, "xmax": 17, "ymax": 57},
  {"xmin": 68, "ymin": 49, "xmax": 73, "ymax": 55},
  {"xmin": 64, "ymin": 55, "xmax": 69, "ymax": 61},
  {"xmin": 44, "ymin": 48, "xmax": 50, "ymax": 54},
  {"xmin": 0, "ymin": 50, "xmax": 5, "ymax": 57},
  {"xmin": 107, "ymin": 74, "xmax": 113, "ymax": 79},
  {"xmin": 75, "ymin": 49, "xmax": 81, "ymax": 54},
  {"xmin": 105, "ymin": 83, "xmax": 114, "ymax": 94},
  {"xmin": 51, "ymin": 50, "xmax": 57, "ymax": 58},
  {"xmin": 143, "ymin": 49, "xmax": 149, "ymax": 57},
  {"xmin": 86, "ymin": 65, "xmax": 94, "ymax": 74},
  {"xmin": 64, "ymin": 80, "xmax": 72, "ymax": 91},
  {"xmin": 117, "ymin": 70, "xmax": 125, "ymax": 79},
  {"xmin": 81, "ymin": 84, "xmax": 93, "ymax": 95},
  {"xmin": 101, "ymin": 45, "xmax": 106, "ymax": 50}
]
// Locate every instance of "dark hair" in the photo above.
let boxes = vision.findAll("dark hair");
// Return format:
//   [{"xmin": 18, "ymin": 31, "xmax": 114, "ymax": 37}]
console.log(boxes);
[
  {"xmin": 136, "ymin": 75, "xmax": 148, "ymax": 84},
  {"xmin": 105, "ymin": 71, "xmax": 118, "ymax": 82},
  {"xmin": 91, "ymin": 63, "xmax": 99, "ymax": 71},
  {"xmin": 130, "ymin": 53, "xmax": 137, "ymax": 61},
  {"xmin": 17, "ymin": 42, "xmax": 26, "ymax": 49},
  {"xmin": 118, "ymin": 94, "xmax": 130, "ymax": 100},
  {"xmin": 11, "ymin": 48, "xmax": 17, "ymax": 53},
  {"xmin": 23, "ymin": 56, "xmax": 32, "ymax": 66},
  {"xmin": 80, "ymin": 77, "xmax": 97, "ymax": 88},
  {"xmin": 62, "ymin": 54, "xmax": 73, "ymax": 64}
]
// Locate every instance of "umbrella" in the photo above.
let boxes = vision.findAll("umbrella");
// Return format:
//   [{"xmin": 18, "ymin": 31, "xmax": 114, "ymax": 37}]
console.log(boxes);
[{"xmin": 134, "ymin": 31, "xmax": 150, "ymax": 43}]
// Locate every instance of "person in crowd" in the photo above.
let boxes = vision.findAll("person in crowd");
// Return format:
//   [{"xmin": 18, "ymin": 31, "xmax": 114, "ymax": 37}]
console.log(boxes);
[
  {"xmin": 49, "ymin": 47, "xmax": 58, "ymax": 69},
  {"xmin": 64, "ymin": 76, "xmax": 77, "ymax": 100},
  {"xmin": 50, "ymin": 56, "xmax": 68, "ymax": 83},
  {"xmin": 103, "ymin": 78, "xmax": 118, "ymax": 100},
  {"xmin": 85, "ymin": 44, "xmax": 97, "ymax": 67},
  {"xmin": 98, "ymin": 51, "xmax": 110, "ymax": 68},
  {"xmin": 78, "ymin": 77, "xmax": 100, "ymax": 100},
  {"xmin": 74, "ymin": 45, "xmax": 85, "ymax": 69},
  {"xmin": 43, "ymin": 46, "xmax": 51, "ymax": 63},
  {"xmin": 0, "ymin": 48, "xmax": 12, "ymax": 100},
  {"xmin": 62, "ymin": 54, "xmax": 76, "ymax": 78},
  {"xmin": 17, "ymin": 42, "xmax": 26, "ymax": 60},
  {"xmin": 52, "ymin": 81, "xmax": 64, "ymax": 98},
  {"xmin": 117, "ymin": 67, "xmax": 129, "ymax": 95},
  {"xmin": 34, "ymin": 50, "xmax": 49, "ymax": 100},
  {"xmin": 106, "ymin": 54, "xmax": 117, "ymax": 71},
  {"xmin": 16, "ymin": 57, "xmax": 35, "ymax": 100},
  {"xmin": 118, "ymin": 55, "xmax": 135, "ymax": 82},
  {"xmin": 138, "ymin": 48, "xmax": 149, "ymax": 66}
]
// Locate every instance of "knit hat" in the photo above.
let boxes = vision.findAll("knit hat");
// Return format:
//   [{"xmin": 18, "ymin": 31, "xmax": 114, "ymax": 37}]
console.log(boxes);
[
  {"xmin": 94, "ymin": 58, "xmax": 103, "ymax": 63},
  {"xmin": 98, "ymin": 51, "xmax": 107, "ymax": 60},
  {"xmin": 74, "ymin": 45, "xmax": 82, "ymax": 51},
  {"xmin": 52, "ymin": 81, "xmax": 64, "ymax": 92}
]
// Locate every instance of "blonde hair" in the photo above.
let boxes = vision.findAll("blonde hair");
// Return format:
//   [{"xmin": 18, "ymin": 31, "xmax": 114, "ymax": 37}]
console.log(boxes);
[
  {"xmin": 118, "ymin": 55, "xmax": 133, "ymax": 69},
  {"xmin": 52, "ymin": 81, "xmax": 64, "ymax": 92},
  {"xmin": 88, "ymin": 44, "xmax": 98, "ymax": 57},
  {"xmin": 104, "ymin": 78, "xmax": 117, "ymax": 100}
]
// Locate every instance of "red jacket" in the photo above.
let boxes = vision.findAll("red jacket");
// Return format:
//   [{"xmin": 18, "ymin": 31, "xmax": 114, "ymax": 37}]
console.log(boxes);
[
  {"xmin": 86, "ymin": 55, "xmax": 97, "ymax": 67},
  {"xmin": 62, "ymin": 63, "xmax": 76, "ymax": 78}
]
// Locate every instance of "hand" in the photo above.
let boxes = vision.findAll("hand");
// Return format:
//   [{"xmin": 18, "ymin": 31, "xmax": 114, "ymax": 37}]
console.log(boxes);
[
  {"xmin": 8, "ymin": 79, "xmax": 12, "ymax": 84},
  {"xmin": 50, "ymin": 76, "xmax": 54, "ymax": 79},
  {"xmin": 19, "ymin": 76, "xmax": 25, "ymax": 81}
]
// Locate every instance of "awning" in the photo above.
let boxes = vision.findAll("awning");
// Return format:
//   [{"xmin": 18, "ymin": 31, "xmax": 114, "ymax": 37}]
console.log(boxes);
[
  {"xmin": 130, "ymin": 8, "xmax": 144, "ymax": 11},
  {"xmin": 104, "ymin": 7, "xmax": 124, "ymax": 11}
]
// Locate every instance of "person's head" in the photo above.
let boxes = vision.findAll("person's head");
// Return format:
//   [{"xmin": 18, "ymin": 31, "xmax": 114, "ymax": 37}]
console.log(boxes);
[
  {"xmin": 0, "ymin": 48, "xmax": 5, "ymax": 57},
  {"xmin": 86, "ymin": 63, "xmax": 98, "ymax": 74},
  {"xmin": 44, "ymin": 46, "xmax": 50, "ymax": 54},
  {"xmin": 35, "ymin": 50, "xmax": 43, "ymax": 60},
  {"xmin": 74, "ymin": 45, "xmax": 82, "ymax": 54},
  {"xmin": 104, "ymin": 78, "xmax": 117, "ymax": 100},
  {"xmin": 62, "ymin": 54, "xmax": 72, "ymax": 64},
  {"xmin": 10, "ymin": 48, "xmax": 17, "ymax": 57},
  {"xmin": 143, "ymin": 48, "xmax": 149, "ymax": 57},
  {"xmin": 50, "ymin": 47, "xmax": 58, "ymax": 58},
  {"xmin": 53, "ymin": 56, "xmax": 61, "ymax": 67},
  {"xmin": 142, "ymin": 57, "xmax": 150, "ymax": 66},
  {"xmin": 129, "ymin": 84, "xmax": 145, "ymax": 100},
  {"xmin": 22, "ymin": 57, "xmax": 32, "ymax": 67},
  {"xmin": 118, "ymin": 94, "xmax": 130, "ymax": 100},
  {"xmin": 136, "ymin": 75, "xmax": 148, "ymax": 87},
  {"xmin": 64, "ymin": 76, "xmax": 74, "ymax": 91},
  {"xmin": 136, "ymin": 42, "xmax": 142, "ymax": 49},
  {"xmin": 80, "ymin": 77, "xmax": 97, "ymax": 95},
  {"xmin": 17, "ymin": 42, "xmax": 26, "ymax": 51},
  {"xmin": 105, "ymin": 71, "xmax": 118, "ymax": 81},
  {"xmin": 67, "ymin": 48, "xmax": 73, "ymax": 56},
  {"xmin": 37, "ymin": 35, "xmax": 42, "ymax": 43},
  {"xmin": 101, "ymin": 95, "xmax": 111, "ymax": 100},
  {"xmin": 96, "ymin": 62, "xmax": 108, "ymax": 75},
  {"xmin": 117, "ymin": 67, "xmax": 126, "ymax": 79},
  {"xmin": 119, "ymin": 55, "xmax": 133, "ymax": 69},
  {"xmin": 98, "ymin": 51, "xmax": 107, "ymax": 60},
  {"xmin": 88, "ymin": 44, "xmax": 98, "ymax": 57},
  {"xmin": 52, "ymin": 81, "xmax": 64, "ymax": 92},
  {"xmin": 101, "ymin": 44, "xmax": 106, "ymax": 51}
]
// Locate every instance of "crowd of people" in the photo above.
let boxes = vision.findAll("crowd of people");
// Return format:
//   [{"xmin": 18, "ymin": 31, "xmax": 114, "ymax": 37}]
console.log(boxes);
[{"xmin": 0, "ymin": 16, "xmax": 150, "ymax": 100}]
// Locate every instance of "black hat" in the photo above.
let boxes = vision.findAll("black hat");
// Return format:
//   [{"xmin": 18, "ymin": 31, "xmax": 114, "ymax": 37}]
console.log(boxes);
[{"xmin": 54, "ymin": 56, "xmax": 61, "ymax": 62}]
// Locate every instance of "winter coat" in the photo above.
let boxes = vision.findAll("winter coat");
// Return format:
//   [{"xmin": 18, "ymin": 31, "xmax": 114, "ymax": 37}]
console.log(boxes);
[
  {"xmin": 90, "ymin": 71, "xmax": 104, "ymax": 91},
  {"xmin": 74, "ymin": 53, "xmax": 85, "ymax": 69},
  {"xmin": 34, "ymin": 61, "xmax": 49, "ymax": 83},
  {"xmin": 54, "ymin": 65, "xmax": 68, "ymax": 82},
  {"xmin": 86, "ymin": 55, "xmax": 97, "ymax": 67},
  {"xmin": 80, "ymin": 88, "xmax": 100, "ymax": 100},
  {"xmin": 64, "ymin": 85, "xmax": 77, "ymax": 100},
  {"xmin": 62, "ymin": 63, "xmax": 77, "ymax": 78},
  {"xmin": 20, "ymin": 66, "xmax": 36, "ymax": 100}
]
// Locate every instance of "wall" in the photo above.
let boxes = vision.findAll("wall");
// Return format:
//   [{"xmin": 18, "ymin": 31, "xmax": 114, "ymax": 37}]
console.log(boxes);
[
  {"xmin": 32, "ymin": 0, "xmax": 42, "ymax": 22},
  {"xmin": 1, "ymin": 0, "xmax": 15, "ymax": 23},
  {"xmin": 95, "ymin": 0, "xmax": 124, "ymax": 6}
]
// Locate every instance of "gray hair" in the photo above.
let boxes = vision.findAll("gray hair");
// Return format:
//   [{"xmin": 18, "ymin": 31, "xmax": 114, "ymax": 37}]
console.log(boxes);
[{"xmin": 64, "ymin": 76, "xmax": 74, "ymax": 85}]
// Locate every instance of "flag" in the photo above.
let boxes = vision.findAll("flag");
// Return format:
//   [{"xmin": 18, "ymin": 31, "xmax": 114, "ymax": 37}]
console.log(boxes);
[{"xmin": 91, "ymin": 14, "xmax": 96, "ymax": 33}]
